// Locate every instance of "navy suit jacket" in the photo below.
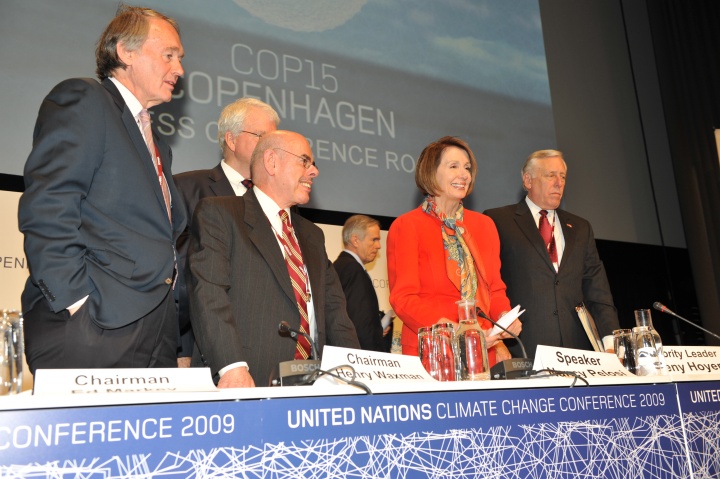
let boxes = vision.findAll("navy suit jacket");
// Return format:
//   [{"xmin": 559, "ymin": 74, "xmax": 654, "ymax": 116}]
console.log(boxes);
[
  {"xmin": 19, "ymin": 78, "xmax": 186, "ymax": 328},
  {"xmin": 188, "ymin": 189, "xmax": 360, "ymax": 385},
  {"xmin": 333, "ymin": 251, "xmax": 384, "ymax": 351},
  {"xmin": 484, "ymin": 201, "xmax": 618, "ymax": 357}
]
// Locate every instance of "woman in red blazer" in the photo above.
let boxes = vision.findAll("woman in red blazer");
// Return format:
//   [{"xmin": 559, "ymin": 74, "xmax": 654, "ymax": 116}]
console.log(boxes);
[{"xmin": 387, "ymin": 136, "xmax": 521, "ymax": 365}]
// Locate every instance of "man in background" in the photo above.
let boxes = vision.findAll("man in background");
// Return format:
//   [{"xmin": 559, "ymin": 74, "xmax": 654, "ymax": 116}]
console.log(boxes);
[
  {"xmin": 18, "ymin": 6, "xmax": 186, "ymax": 372},
  {"xmin": 174, "ymin": 98, "xmax": 279, "ymax": 366},
  {"xmin": 484, "ymin": 149, "xmax": 618, "ymax": 357},
  {"xmin": 188, "ymin": 130, "xmax": 359, "ymax": 387},
  {"xmin": 333, "ymin": 215, "xmax": 391, "ymax": 352}
]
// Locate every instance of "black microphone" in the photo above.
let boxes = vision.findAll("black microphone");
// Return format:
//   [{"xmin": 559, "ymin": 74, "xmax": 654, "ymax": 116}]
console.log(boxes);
[
  {"xmin": 278, "ymin": 321, "xmax": 320, "ymax": 361},
  {"xmin": 276, "ymin": 321, "xmax": 322, "ymax": 386},
  {"xmin": 653, "ymin": 302, "xmax": 720, "ymax": 342},
  {"xmin": 476, "ymin": 309, "xmax": 534, "ymax": 379}
]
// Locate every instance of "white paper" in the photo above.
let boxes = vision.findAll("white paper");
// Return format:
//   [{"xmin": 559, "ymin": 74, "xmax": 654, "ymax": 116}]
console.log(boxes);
[{"xmin": 489, "ymin": 304, "xmax": 524, "ymax": 336}]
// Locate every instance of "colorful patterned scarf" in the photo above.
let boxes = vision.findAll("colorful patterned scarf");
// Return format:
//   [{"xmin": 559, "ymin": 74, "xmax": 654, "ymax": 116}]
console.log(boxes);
[{"xmin": 422, "ymin": 196, "xmax": 491, "ymax": 314}]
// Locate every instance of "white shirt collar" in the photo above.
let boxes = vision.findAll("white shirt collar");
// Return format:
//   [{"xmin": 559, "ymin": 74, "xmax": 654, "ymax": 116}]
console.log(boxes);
[
  {"xmin": 525, "ymin": 196, "xmax": 556, "ymax": 225},
  {"xmin": 220, "ymin": 160, "xmax": 250, "ymax": 196},
  {"xmin": 253, "ymin": 185, "xmax": 286, "ymax": 235},
  {"xmin": 109, "ymin": 77, "xmax": 143, "ymax": 118}
]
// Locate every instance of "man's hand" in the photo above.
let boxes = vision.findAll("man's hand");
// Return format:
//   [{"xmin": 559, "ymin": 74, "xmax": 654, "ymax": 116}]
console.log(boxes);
[
  {"xmin": 217, "ymin": 367, "xmax": 255, "ymax": 388},
  {"xmin": 177, "ymin": 357, "xmax": 191, "ymax": 368}
]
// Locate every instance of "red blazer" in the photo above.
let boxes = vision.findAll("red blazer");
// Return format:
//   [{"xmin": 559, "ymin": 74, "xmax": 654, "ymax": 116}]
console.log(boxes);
[{"xmin": 387, "ymin": 207, "xmax": 511, "ymax": 363}]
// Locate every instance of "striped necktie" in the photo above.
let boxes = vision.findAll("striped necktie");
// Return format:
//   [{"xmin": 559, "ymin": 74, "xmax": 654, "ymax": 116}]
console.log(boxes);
[
  {"xmin": 278, "ymin": 210, "xmax": 312, "ymax": 359},
  {"xmin": 139, "ymin": 109, "xmax": 171, "ymax": 223}
]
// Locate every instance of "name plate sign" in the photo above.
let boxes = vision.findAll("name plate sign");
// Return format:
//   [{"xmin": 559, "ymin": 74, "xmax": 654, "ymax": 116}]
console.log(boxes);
[
  {"xmin": 314, "ymin": 346, "xmax": 434, "ymax": 387},
  {"xmin": 533, "ymin": 345, "xmax": 635, "ymax": 382},
  {"xmin": 33, "ymin": 368, "xmax": 218, "ymax": 395},
  {"xmin": 663, "ymin": 346, "xmax": 720, "ymax": 379}
]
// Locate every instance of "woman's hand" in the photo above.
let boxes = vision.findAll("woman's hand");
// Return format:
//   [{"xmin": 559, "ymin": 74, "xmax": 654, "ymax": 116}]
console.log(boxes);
[
  {"xmin": 484, "ymin": 317, "xmax": 521, "ymax": 348},
  {"xmin": 499, "ymin": 317, "xmax": 522, "ymax": 338},
  {"xmin": 494, "ymin": 341, "xmax": 512, "ymax": 361}
]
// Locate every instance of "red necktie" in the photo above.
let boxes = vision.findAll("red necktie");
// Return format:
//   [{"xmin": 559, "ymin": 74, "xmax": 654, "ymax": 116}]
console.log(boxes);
[
  {"xmin": 539, "ymin": 210, "xmax": 558, "ymax": 264},
  {"xmin": 139, "ymin": 109, "xmax": 171, "ymax": 223},
  {"xmin": 278, "ymin": 210, "xmax": 312, "ymax": 359},
  {"xmin": 241, "ymin": 178, "xmax": 253, "ymax": 189}
]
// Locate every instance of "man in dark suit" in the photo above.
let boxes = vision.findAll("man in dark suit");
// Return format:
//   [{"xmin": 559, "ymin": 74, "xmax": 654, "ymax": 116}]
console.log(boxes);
[
  {"xmin": 333, "ymin": 215, "xmax": 391, "ymax": 352},
  {"xmin": 484, "ymin": 149, "xmax": 618, "ymax": 357},
  {"xmin": 188, "ymin": 130, "xmax": 360, "ymax": 387},
  {"xmin": 173, "ymin": 98, "xmax": 280, "ymax": 366},
  {"xmin": 18, "ymin": 6, "xmax": 187, "ymax": 373}
]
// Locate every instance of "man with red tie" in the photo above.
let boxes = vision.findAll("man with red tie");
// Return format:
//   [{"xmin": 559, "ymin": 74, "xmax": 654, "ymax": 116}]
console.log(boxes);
[
  {"xmin": 19, "ymin": 6, "xmax": 187, "ymax": 373},
  {"xmin": 188, "ymin": 130, "xmax": 359, "ymax": 387},
  {"xmin": 484, "ymin": 150, "xmax": 619, "ymax": 357}
]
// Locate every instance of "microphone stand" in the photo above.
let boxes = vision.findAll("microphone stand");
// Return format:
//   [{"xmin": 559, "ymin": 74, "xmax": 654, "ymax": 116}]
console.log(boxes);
[{"xmin": 653, "ymin": 302, "xmax": 720, "ymax": 342}]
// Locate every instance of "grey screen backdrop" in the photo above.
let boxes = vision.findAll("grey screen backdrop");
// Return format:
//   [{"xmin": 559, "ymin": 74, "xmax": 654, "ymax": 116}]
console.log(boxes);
[{"xmin": 1, "ymin": 0, "xmax": 555, "ymax": 219}]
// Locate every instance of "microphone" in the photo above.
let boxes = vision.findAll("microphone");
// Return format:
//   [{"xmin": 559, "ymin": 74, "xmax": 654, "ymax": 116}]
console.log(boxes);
[
  {"xmin": 653, "ymin": 302, "xmax": 720, "ymax": 342},
  {"xmin": 476, "ymin": 309, "xmax": 534, "ymax": 380},
  {"xmin": 278, "ymin": 321, "xmax": 320, "ymax": 361},
  {"xmin": 276, "ymin": 321, "xmax": 322, "ymax": 386}
]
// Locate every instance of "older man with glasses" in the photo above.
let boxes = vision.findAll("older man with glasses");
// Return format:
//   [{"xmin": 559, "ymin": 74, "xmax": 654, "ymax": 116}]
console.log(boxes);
[
  {"xmin": 173, "ymin": 98, "xmax": 280, "ymax": 366},
  {"xmin": 187, "ymin": 130, "xmax": 360, "ymax": 388}
]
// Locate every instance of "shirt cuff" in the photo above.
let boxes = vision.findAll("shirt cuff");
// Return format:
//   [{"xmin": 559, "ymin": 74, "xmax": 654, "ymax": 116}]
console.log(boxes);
[
  {"xmin": 218, "ymin": 362, "xmax": 249, "ymax": 377},
  {"xmin": 66, "ymin": 295, "xmax": 88, "ymax": 312}
]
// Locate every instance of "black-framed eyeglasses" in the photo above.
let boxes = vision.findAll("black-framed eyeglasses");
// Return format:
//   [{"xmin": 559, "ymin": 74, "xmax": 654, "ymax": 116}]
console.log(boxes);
[
  {"xmin": 240, "ymin": 130, "xmax": 262, "ymax": 138},
  {"xmin": 273, "ymin": 148, "xmax": 317, "ymax": 170}
]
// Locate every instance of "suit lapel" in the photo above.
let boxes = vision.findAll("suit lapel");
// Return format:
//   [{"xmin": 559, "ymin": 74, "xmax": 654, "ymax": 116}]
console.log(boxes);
[
  {"xmin": 243, "ymin": 190, "xmax": 296, "ymax": 304},
  {"xmin": 557, "ymin": 209, "xmax": 575, "ymax": 271},
  {"xmin": 103, "ymin": 79, "xmax": 170, "ymax": 228},
  {"xmin": 513, "ymin": 201, "xmax": 556, "ymax": 271},
  {"xmin": 209, "ymin": 164, "xmax": 235, "ymax": 197}
]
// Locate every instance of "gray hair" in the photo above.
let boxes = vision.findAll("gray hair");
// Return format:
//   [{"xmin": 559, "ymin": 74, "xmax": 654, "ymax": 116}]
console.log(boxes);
[
  {"xmin": 342, "ymin": 215, "xmax": 380, "ymax": 246},
  {"xmin": 521, "ymin": 149, "xmax": 566, "ymax": 190},
  {"xmin": 217, "ymin": 98, "xmax": 280, "ymax": 153}
]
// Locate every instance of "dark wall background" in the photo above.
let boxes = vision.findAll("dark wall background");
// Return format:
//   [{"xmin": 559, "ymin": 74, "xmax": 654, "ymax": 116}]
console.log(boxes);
[{"xmin": 539, "ymin": 0, "xmax": 718, "ymax": 345}]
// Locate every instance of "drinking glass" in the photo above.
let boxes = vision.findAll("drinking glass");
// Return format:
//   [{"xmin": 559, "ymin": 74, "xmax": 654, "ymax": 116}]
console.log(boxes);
[
  {"xmin": 0, "ymin": 310, "xmax": 23, "ymax": 395},
  {"xmin": 418, "ymin": 326, "xmax": 440, "ymax": 379},
  {"xmin": 432, "ymin": 322, "xmax": 457, "ymax": 381},
  {"xmin": 612, "ymin": 328, "xmax": 637, "ymax": 374}
]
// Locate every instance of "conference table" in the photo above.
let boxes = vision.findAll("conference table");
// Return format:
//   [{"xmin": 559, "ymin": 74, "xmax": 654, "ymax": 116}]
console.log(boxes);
[{"xmin": 1, "ymin": 365, "xmax": 719, "ymax": 479}]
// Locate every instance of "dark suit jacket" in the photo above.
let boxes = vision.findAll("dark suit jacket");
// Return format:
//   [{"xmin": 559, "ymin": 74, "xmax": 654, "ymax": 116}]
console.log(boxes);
[
  {"xmin": 333, "ymin": 251, "xmax": 384, "ymax": 352},
  {"xmin": 484, "ymin": 201, "xmax": 618, "ymax": 357},
  {"xmin": 188, "ymin": 189, "xmax": 360, "ymax": 385},
  {"xmin": 19, "ymin": 78, "xmax": 186, "ymax": 329},
  {"xmin": 173, "ymin": 164, "xmax": 234, "ymax": 356}
]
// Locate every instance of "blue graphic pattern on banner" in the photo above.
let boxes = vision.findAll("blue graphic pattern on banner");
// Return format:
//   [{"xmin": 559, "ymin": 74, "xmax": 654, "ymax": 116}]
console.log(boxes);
[
  {"xmin": 0, "ymin": 383, "xmax": 690, "ymax": 478},
  {"xmin": 676, "ymin": 381, "xmax": 720, "ymax": 478}
]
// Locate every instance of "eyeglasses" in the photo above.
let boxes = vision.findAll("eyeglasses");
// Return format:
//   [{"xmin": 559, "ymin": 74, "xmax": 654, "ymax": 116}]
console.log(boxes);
[
  {"xmin": 273, "ymin": 148, "xmax": 317, "ymax": 170},
  {"xmin": 240, "ymin": 130, "xmax": 262, "ymax": 138}
]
